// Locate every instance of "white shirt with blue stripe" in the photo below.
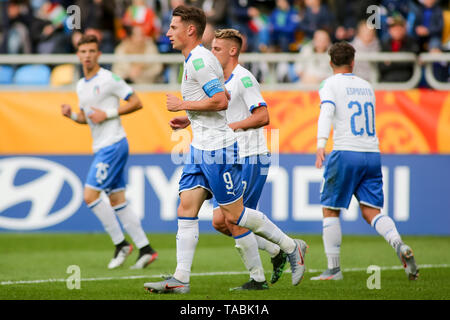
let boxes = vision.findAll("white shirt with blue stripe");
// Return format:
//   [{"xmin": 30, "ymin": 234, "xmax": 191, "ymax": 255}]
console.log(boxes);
[
  {"xmin": 181, "ymin": 44, "xmax": 236, "ymax": 151},
  {"xmin": 76, "ymin": 68, "xmax": 133, "ymax": 153},
  {"xmin": 225, "ymin": 64, "xmax": 269, "ymax": 158},
  {"xmin": 318, "ymin": 73, "xmax": 379, "ymax": 152}
]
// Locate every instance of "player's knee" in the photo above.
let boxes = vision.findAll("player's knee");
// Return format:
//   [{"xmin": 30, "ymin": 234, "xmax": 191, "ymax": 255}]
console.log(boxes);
[
  {"xmin": 212, "ymin": 212, "xmax": 230, "ymax": 235},
  {"xmin": 84, "ymin": 191, "xmax": 99, "ymax": 206},
  {"xmin": 177, "ymin": 202, "xmax": 196, "ymax": 218}
]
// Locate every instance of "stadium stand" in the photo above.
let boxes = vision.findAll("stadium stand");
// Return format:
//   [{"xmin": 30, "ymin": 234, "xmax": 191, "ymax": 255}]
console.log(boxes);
[
  {"xmin": 50, "ymin": 63, "xmax": 76, "ymax": 87},
  {"xmin": 0, "ymin": 65, "xmax": 14, "ymax": 84},
  {"xmin": 13, "ymin": 64, "xmax": 51, "ymax": 85}
]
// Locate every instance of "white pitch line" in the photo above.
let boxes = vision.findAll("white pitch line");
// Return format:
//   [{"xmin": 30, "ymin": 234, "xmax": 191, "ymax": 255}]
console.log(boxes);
[{"xmin": 1, "ymin": 264, "xmax": 449, "ymax": 286}]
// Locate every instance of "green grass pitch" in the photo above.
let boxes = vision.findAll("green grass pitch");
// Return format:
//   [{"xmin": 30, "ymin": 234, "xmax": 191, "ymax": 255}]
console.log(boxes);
[{"xmin": 0, "ymin": 233, "xmax": 449, "ymax": 300}]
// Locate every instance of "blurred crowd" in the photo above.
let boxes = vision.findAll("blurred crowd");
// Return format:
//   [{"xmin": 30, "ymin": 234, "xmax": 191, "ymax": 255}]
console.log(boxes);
[{"xmin": 0, "ymin": 0, "xmax": 449, "ymax": 86}]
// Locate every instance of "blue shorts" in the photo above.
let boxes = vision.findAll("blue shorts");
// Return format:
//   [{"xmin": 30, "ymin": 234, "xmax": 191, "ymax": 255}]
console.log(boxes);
[
  {"xmin": 85, "ymin": 138, "xmax": 128, "ymax": 195},
  {"xmin": 179, "ymin": 143, "xmax": 244, "ymax": 206},
  {"xmin": 212, "ymin": 154, "xmax": 271, "ymax": 209},
  {"xmin": 320, "ymin": 151, "xmax": 384, "ymax": 210}
]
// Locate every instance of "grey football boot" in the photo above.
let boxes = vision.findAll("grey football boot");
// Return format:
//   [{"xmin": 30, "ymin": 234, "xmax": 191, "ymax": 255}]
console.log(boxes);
[
  {"xmin": 144, "ymin": 276, "xmax": 190, "ymax": 294},
  {"xmin": 310, "ymin": 267, "xmax": 344, "ymax": 280},
  {"xmin": 396, "ymin": 243, "xmax": 419, "ymax": 280},
  {"xmin": 286, "ymin": 239, "xmax": 308, "ymax": 285}
]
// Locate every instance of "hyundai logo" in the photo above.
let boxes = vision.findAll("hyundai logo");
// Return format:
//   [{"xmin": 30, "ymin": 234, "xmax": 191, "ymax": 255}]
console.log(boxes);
[{"xmin": 0, "ymin": 157, "xmax": 82, "ymax": 230}]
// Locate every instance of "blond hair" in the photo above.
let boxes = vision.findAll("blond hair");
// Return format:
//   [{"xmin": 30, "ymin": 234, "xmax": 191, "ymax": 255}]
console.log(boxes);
[{"xmin": 214, "ymin": 29, "xmax": 243, "ymax": 53}]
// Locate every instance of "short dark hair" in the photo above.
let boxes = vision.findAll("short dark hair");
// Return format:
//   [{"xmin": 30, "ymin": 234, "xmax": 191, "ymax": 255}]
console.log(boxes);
[
  {"xmin": 77, "ymin": 34, "xmax": 99, "ymax": 50},
  {"xmin": 172, "ymin": 5, "xmax": 206, "ymax": 38},
  {"xmin": 328, "ymin": 41, "xmax": 355, "ymax": 67},
  {"xmin": 214, "ymin": 29, "xmax": 243, "ymax": 53}
]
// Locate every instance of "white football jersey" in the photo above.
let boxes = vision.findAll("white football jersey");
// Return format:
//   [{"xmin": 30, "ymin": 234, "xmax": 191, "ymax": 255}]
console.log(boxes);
[
  {"xmin": 76, "ymin": 68, "xmax": 133, "ymax": 153},
  {"xmin": 319, "ymin": 73, "xmax": 379, "ymax": 152},
  {"xmin": 225, "ymin": 64, "xmax": 269, "ymax": 158},
  {"xmin": 181, "ymin": 44, "xmax": 236, "ymax": 151}
]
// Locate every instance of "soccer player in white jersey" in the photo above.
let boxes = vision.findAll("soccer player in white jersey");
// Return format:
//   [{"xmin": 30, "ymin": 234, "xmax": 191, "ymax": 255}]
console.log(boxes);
[
  {"xmin": 61, "ymin": 35, "xmax": 158, "ymax": 270},
  {"xmin": 144, "ymin": 5, "xmax": 307, "ymax": 294},
  {"xmin": 168, "ymin": 29, "xmax": 288, "ymax": 291},
  {"xmin": 311, "ymin": 41, "xmax": 418, "ymax": 281},
  {"xmin": 211, "ymin": 29, "xmax": 288, "ymax": 290}
]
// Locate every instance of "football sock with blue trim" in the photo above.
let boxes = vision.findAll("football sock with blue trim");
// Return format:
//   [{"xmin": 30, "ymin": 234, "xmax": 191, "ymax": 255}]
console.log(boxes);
[
  {"xmin": 234, "ymin": 231, "xmax": 266, "ymax": 282},
  {"xmin": 371, "ymin": 213, "xmax": 403, "ymax": 250},
  {"xmin": 174, "ymin": 218, "xmax": 199, "ymax": 283},
  {"xmin": 88, "ymin": 198, "xmax": 125, "ymax": 245},
  {"xmin": 255, "ymin": 235, "xmax": 281, "ymax": 258},
  {"xmin": 114, "ymin": 202, "xmax": 149, "ymax": 249},
  {"xmin": 237, "ymin": 207, "xmax": 296, "ymax": 254},
  {"xmin": 322, "ymin": 217, "xmax": 341, "ymax": 269}
]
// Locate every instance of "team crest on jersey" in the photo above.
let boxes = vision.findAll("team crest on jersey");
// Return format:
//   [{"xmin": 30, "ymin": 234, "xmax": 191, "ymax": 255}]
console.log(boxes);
[{"xmin": 93, "ymin": 85, "xmax": 100, "ymax": 95}]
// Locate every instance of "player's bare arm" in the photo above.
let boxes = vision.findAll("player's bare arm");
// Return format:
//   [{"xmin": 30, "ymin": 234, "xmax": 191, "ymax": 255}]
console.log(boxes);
[
  {"xmin": 61, "ymin": 104, "xmax": 87, "ymax": 124},
  {"xmin": 88, "ymin": 92, "xmax": 143, "ymax": 124},
  {"xmin": 166, "ymin": 91, "xmax": 228, "ymax": 112},
  {"xmin": 228, "ymin": 106, "xmax": 269, "ymax": 131}
]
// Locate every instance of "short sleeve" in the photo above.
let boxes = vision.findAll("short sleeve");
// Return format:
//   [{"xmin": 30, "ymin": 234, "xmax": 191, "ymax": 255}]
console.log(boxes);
[
  {"xmin": 110, "ymin": 73, "xmax": 134, "ymax": 101},
  {"xmin": 318, "ymin": 79, "xmax": 336, "ymax": 109},
  {"xmin": 191, "ymin": 57, "xmax": 224, "ymax": 97},
  {"xmin": 239, "ymin": 74, "xmax": 267, "ymax": 113}
]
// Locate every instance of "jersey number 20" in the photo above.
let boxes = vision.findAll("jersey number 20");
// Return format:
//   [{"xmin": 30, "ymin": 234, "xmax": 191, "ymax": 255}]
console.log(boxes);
[{"xmin": 348, "ymin": 101, "xmax": 375, "ymax": 137}]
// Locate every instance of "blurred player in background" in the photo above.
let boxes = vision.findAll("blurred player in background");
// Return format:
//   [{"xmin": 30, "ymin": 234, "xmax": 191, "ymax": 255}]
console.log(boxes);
[
  {"xmin": 312, "ymin": 41, "xmax": 419, "ymax": 281},
  {"xmin": 168, "ymin": 28, "xmax": 288, "ymax": 291},
  {"xmin": 144, "ymin": 5, "xmax": 307, "ymax": 294},
  {"xmin": 61, "ymin": 34, "xmax": 158, "ymax": 270}
]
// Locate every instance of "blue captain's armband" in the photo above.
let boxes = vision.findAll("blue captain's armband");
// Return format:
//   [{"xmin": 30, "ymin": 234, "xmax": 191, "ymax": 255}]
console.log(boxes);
[{"xmin": 202, "ymin": 78, "xmax": 224, "ymax": 97}]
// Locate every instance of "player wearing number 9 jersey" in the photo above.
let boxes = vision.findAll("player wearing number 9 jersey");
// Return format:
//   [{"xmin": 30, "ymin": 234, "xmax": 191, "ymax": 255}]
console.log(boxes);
[
  {"xmin": 143, "ymin": 5, "xmax": 307, "ymax": 295},
  {"xmin": 312, "ymin": 41, "xmax": 418, "ymax": 282}
]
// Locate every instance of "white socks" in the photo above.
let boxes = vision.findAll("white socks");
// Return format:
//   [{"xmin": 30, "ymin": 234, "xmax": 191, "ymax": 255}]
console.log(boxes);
[
  {"xmin": 88, "ymin": 198, "xmax": 125, "ymax": 245},
  {"xmin": 322, "ymin": 217, "xmax": 342, "ymax": 269},
  {"xmin": 174, "ymin": 218, "xmax": 199, "ymax": 283},
  {"xmin": 234, "ymin": 231, "xmax": 265, "ymax": 282},
  {"xmin": 321, "ymin": 213, "xmax": 403, "ymax": 271},
  {"xmin": 113, "ymin": 202, "xmax": 149, "ymax": 249},
  {"xmin": 237, "ymin": 207, "xmax": 296, "ymax": 254},
  {"xmin": 371, "ymin": 213, "xmax": 403, "ymax": 250},
  {"xmin": 255, "ymin": 235, "xmax": 280, "ymax": 258}
]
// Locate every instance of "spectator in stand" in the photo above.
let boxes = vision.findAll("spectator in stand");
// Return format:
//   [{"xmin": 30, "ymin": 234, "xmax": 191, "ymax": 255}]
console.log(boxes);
[
  {"xmin": 229, "ymin": 0, "xmax": 259, "ymax": 52},
  {"xmin": 0, "ymin": 0, "xmax": 33, "ymax": 54},
  {"xmin": 413, "ymin": 0, "xmax": 443, "ymax": 52},
  {"xmin": 112, "ymin": 26, "xmax": 163, "ymax": 84},
  {"xmin": 269, "ymin": 0, "xmax": 301, "ymax": 52},
  {"xmin": 158, "ymin": 0, "xmax": 185, "ymax": 53},
  {"xmin": 294, "ymin": 29, "xmax": 332, "ymax": 84},
  {"xmin": 298, "ymin": 0, "xmax": 335, "ymax": 40},
  {"xmin": 73, "ymin": 0, "xmax": 116, "ymax": 54},
  {"xmin": 195, "ymin": 0, "xmax": 228, "ymax": 29},
  {"xmin": 351, "ymin": 20, "xmax": 381, "ymax": 82},
  {"xmin": 330, "ymin": 0, "xmax": 358, "ymax": 42},
  {"xmin": 31, "ymin": 0, "xmax": 72, "ymax": 54},
  {"xmin": 378, "ymin": 14, "xmax": 420, "ymax": 82},
  {"xmin": 379, "ymin": 0, "xmax": 414, "ymax": 41},
  {"xmin": 122, "ymin": 0, "xmax": 159, "ymax": 39}
]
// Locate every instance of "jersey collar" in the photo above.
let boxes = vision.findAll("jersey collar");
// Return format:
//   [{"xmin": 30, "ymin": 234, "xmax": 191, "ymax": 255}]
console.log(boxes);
[
  {"xmin": 225, "ymin": 73, "xmax": 234, "ymax": 84},
  {"xmin": 185, "ymin": 44, "xmax": 204, "ymax": 63}
]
